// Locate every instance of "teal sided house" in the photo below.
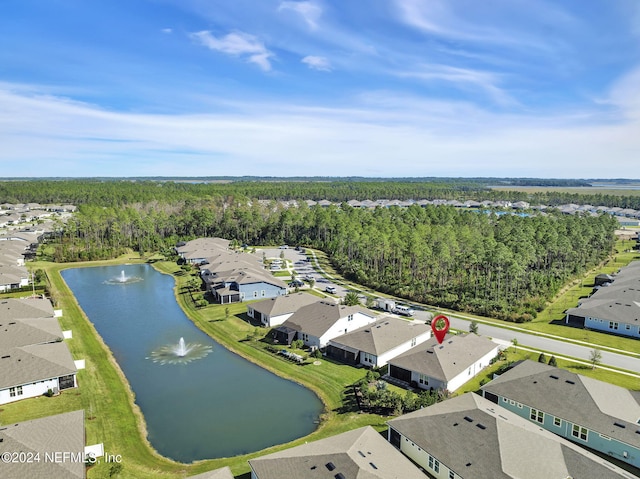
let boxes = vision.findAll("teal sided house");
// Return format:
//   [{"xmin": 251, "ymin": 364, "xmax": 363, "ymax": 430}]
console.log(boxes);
[{"xmin": 481, "ymin": 360, "xmax": 640, "ymax": 470}]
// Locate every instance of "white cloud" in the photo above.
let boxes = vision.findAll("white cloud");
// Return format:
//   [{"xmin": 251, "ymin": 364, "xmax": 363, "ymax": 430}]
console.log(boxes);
[
  {"xmin": 278, "ymin": 1, "xmax": 322, "ymax": 30},
  {"xmin": 397, "ymin": 65, "xmax": 516, "ymax": 107},
  {"xmin": 161, "ymin": 28, "xmax": 173, "ymax": 34},
  {"xmin": 302, "ymin": 55, "xmax": 331, "ymax": 71},
  {"xmin": 0, "ymin": 82, "xmax": 638, "ymax": 178},
  {"xmin": 190, "ymin": 31, "xmax": 274, "ymax": 71}
]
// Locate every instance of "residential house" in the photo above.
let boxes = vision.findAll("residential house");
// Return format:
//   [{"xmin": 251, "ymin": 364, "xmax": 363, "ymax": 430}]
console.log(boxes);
[
  {"xmin": 481, "ymin": 360, "xmax": 640, "ymax": 469},
  {"xmin": 0, "ymin": 342, "xmax": 78, "ymax": 404},
  {"xmin": 387, "ymin": 393, "xmax": 635, "ymax": 479},
  {"xmin": 208, "ymin": 268, "xmax": 287, "ymax": 304},
  {"xmin": 249, "ymin": 425, "xmax": 426, "ymax": 479},
  {"xmin": 0, "ymin": 410, "xmax": 86, "ymax": 478},
  {"xmin": 326, "ymin": 316, "xmax": 431, "ymax": 368},
  {"xmin": 273, "ymin": 301, "xmax": 376, "ymax": 348},
  {"xmin": 247, "ymin": 292, "xmax": 321, "ymax": 327},
  {"xmin": 0, "ymin": 298, "xmax": 76, "ymax": 405},
  {"xmin": 0, "ymin": 263, "xmax": 29, "ymax": 292},
  {"xmin": 387, "ymin": 333, "xmax": 500, "ymax": 392},
  {"xmin": 175, "ymin": 237, "xmax": 231, "ymax": 264}
]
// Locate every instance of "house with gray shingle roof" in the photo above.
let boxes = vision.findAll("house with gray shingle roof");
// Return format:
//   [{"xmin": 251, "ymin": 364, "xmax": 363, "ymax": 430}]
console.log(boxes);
[
  {"xmin": 0, "ymin": 342, "xmax": 78, "ymax": 405},
  {"xmin": 273, "ymin": 301, "xmax": 376, "ymax": 348},
  {"xmin": 565, "ymin": 260, "xmax": 640, "ymax": 338},
  {"xmin": 388, "ymin": 333, "xmax": 499, "ymax": 392},
  {"xmin": 481, "ymin": 360, "xmax": 640, "ymax": 469},
  {"xmin": 208, "ymin": 267, "xmax": 287, "ymax": 304},
  {"xmin": 247, "ymin": 292, "xmax": 322, "ymax": 327},
  {"xmin": 249, "ymin": 425, "xmax": 426, "ymax": 479},
  {"xmin": 326, "ymin": 316, "xmax": 431, "ymax": 368},
  {"xmin": 0, "ymin": 410, "xmax": 86, "ymax": 479},
  {"xmin": 387, "ymin": 393, "xmax": 635, "ymax": 479}
]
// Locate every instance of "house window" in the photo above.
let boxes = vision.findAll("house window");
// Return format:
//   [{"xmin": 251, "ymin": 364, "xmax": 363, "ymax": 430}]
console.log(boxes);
[
  {"xmin": 9, "ymin": 387, "xmax": 16, "ymax": 397},
  {"xmin": 253, "ymin": 291, "xmax": 258, "ymax": 298},
  {"xmin": 16, "ymin": 385, "xmax": 23, "ymax": 395},
  {"xmin": 554, "ymin": 417, "xmax": 562, "ymax": 427},
  {"xmin": 625, "ymin": 324, "xmax": 631, "ymax": 330},
  {"xmin": 428, "ymin": 456, "xmax": 434, "ymax": 469},
  {"xmin": 572, "ymin": 425, "xmax": 588, "ymax": 441},
  {"xmin": 411, "ymin": 337, "xmax": 416, "ymax": 347},
  {"xmin": 609, "ymin": 321, "xmax": 618, "ymax": 330},
  {"xmin": 418, "ymin": 374, "xmax": 429, "ymax": 385},
  {"xmin": 449, "ymin": 471, "xmax": 455, "ymax": 479},
  {"xmin": 348, "ymin": 314, "xmax": 353, "ymax": 321},
  {"xmin": 530, "ymin": 408, "xmax": 544, "ymax": 424},
  {"xmin": 261, "ymin": 290, "xmax": 265, "ymax": 297}
]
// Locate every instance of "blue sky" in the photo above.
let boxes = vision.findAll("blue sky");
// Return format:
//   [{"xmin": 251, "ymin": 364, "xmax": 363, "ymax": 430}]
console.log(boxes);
[{"xmin": 1, "ymin": 0, "xmax": 639, "ymax": 178}]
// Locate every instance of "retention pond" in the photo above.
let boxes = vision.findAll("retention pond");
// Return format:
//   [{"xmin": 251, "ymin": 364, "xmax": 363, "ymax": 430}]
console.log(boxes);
[{"xmin": 62, "ymin": 264, "xmax": 322, "ymax": 462}]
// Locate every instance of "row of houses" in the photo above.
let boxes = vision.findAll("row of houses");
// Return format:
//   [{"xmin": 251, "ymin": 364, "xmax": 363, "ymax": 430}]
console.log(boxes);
[
  {"xmin": 248, "ymin": 292, "xmax": 501, "ymax": 394},
  {"xmin": 265, "ymin": 197, "xmax": 640, "ymax": 219},
  {"xmin": 566, "ymin": 261, "xmax": 640, "ymax": 339},
  {"xmin": 0, "ymin": 203, "xmax": 76, "ymax": 229},
  {"xmin": 249, "ymin": 361, "xmax": 639, "ymax": 478},
  {"xmin": 175, "ymin": 238, "xmax": 289, "ymax": 304},
  {"xmin": 0, "ymin": 235, "xmax": 35, "ymax": 292}
]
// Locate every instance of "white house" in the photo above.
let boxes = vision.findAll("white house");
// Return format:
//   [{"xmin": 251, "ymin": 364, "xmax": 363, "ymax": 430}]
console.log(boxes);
[
  {"xmin": 273, "ymin": 301, "xmax": 377, "ymax": 349},
  {"xmin": 247, "ymin": 292, "xmax": 321, "ymax": 327},
  {"xmin": 326, "ymin": 316, "xmax": 432, "ymax": 367},
  {"xmin": 388, "ymin": 333, "xmax": 500, "ymax": 392},
  {"xmin": 0, "ymin": 342, "xmax": 78, "ymax": 405}
]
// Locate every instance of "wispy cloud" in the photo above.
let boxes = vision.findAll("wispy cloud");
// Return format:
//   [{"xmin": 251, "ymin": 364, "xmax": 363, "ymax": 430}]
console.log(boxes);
[
  {"xmin": 1, "ymin": 82, "xmax": 638, "ymax": 178},
  {"xmin": 397, "ymin": 65, "xmax": 516, "ymax": 107},
  {"xmin": 190, "ymin": 31, "xmax": 274, "ymax": 71},
  {"xmin": 278, "ymin": 1, "xmax": 322, "ymax": 30},
  {"xmin": 161, "ymin": 28, "xmax": 173, "ymax": 34},
  {"xmin": 302, "ymin": 55, "xmax": 331, "ymax": 71}
]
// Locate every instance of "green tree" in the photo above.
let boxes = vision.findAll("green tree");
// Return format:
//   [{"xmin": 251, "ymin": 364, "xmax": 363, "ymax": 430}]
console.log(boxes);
[
  {"xmin": 469, "ymin": 320, "xmax": 479, "ymax": 335},
  {"xmin": 548, "ymin": 355, "xmax": 557, "ymax": 367},
  {"xmin": 343, "ymin": 291, "xmax": 361, "ymax": 306},
  {"xmin": 589, "ymin": 349, "xmax": 602, "ymax": 370},
  {"xmin": 538, "ymin": 352, "xmax": 546, "ymax": 363},
  {"xmin": 511, "ymin": 338, "xmax": 518, "ymax": 353}
]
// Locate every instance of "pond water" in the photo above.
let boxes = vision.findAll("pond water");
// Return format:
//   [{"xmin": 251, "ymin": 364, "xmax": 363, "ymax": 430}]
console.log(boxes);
[{"xmin": 62, "ymin": 264, "xmax": 322, "ymax": 463}]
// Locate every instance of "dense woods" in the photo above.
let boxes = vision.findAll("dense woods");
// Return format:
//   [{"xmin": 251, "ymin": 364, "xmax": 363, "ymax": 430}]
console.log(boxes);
[{"xmin": 2, "ymin": 179, "xmax": 619, "ymax": 321}]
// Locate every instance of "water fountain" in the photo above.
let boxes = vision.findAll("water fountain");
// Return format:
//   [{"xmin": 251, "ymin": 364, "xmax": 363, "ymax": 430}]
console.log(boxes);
[
  {"xmin": 149, "ymin": 337, "xmax": 212, "ymax": 365},
  {"xmin": 105, "ymin": 269, "xmax": 142, "ymax": 284}
]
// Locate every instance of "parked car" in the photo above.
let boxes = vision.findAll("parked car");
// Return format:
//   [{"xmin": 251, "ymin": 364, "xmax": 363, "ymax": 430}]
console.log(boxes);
[
  {"xmin": 289, "ymin": 279, "xmax": 305, "ymax": 287},
  {"xmin": 393, "ymin": 304, "xmax": 415, "ymax": 317},
  {"xmin": 325, "ymin": 286, "xmax": 337, "ymax": 294},
  {"xmin": 279, "ymin": 245, "xmax": 289, "ymax": 249}
]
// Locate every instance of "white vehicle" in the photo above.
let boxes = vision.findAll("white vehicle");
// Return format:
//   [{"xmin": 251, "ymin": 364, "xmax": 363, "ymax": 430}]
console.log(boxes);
[
  {"xmin": 394, "ymin": 305, "xmax": 414, "ymax": 317},
  {"xmin": 325, "ymin": 286, "xmax": 337, "ymax": 294}
]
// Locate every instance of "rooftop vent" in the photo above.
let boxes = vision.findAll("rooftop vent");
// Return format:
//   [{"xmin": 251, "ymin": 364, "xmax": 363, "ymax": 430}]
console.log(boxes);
[
  {"xmin": 326, "ymin": 462, "xmax": 336, "ymax": 471},
  {"xmin": 565, "ymin": 380, "xmax": 575, "ymax": 385},
  {"xmin": 335, "ymin": 474, "xmax": 345, "ymax": 479},
  {"xmin": 550, "ymin": 375, "xmax": 559, "ymax": 380},
  {"xmin": 476, "ymin": 423, "xmax": 486, "ymax": 430},
  {"xmin": 358, "ymin": 451, "xmax": 366, "ymax": 458},
  {"xmin": 614, "ymin": 422, "xmax": 626, "ymax": 429},
  {"xmin": 369, "ymin": 462, "xmax": 378, "ymax": 470},
  {"xmin": 464, "ymin": 416, "xmax": 473, "ymax": 423}
]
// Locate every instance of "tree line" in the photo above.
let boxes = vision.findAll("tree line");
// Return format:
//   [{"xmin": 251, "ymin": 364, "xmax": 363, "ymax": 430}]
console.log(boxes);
[
  {"xmin": 2, "ymin": 179, "xmax": 640, "ymax": 208},
  {"xmin": 36, "ymin": 189, "xmax": 617, "ymax": 321}
]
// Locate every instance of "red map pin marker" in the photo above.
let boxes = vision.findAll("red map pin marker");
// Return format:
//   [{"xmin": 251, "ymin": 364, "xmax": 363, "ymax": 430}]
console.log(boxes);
[{"xmin": 431, "ymin": 314, "xmax": 450, "ymax": 344}]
